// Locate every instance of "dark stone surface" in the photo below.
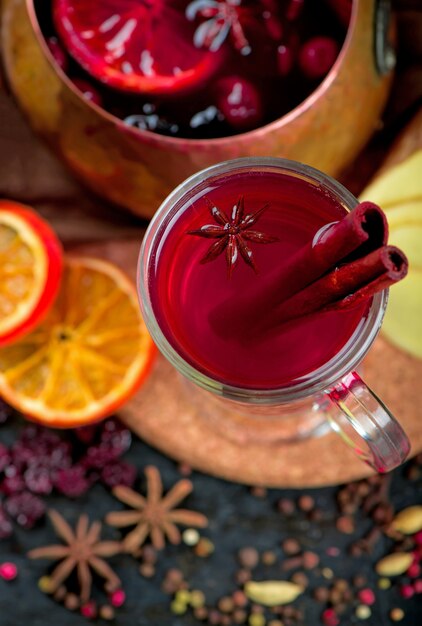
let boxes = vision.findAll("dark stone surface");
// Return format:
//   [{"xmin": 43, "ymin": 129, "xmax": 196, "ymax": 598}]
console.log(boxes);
[{"xmin": 0, "ymin": 417, "xmax": 420, "ymax": 626}]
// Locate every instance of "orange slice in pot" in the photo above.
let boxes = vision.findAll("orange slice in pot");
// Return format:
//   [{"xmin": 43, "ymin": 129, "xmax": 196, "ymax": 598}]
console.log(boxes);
[
  {"xmin": 0, "ymin": 257, "xmax": 156, "ymax": 427},
  {"xmin": 52, "ymin": 0, "xmax": 224, "ymax": 95},
  {"xmin": 0, "ymin": 200, "xmax": 63, "ymax": 347}
]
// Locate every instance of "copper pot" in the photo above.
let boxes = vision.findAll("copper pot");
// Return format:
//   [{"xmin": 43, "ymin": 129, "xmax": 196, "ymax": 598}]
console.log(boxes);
[{"xmin": 1, "ymin": 0, "xmax": 394, "ymax": 218}]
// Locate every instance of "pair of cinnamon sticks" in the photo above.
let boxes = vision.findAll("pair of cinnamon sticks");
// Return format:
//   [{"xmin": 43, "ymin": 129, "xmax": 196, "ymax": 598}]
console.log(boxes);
[{"xmin": 212, "ymin": 202, "xmax": 408, "ymax": 335}]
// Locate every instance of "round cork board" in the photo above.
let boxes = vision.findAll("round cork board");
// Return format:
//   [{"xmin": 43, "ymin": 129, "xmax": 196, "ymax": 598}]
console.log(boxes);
[{"xmin": 70, "ymin": 237, "xmax": 422, "ymax": 489}]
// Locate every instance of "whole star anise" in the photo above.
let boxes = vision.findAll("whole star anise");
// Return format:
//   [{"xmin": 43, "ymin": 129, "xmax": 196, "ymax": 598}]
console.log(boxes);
[
  {"xmin": 186, "ymin": 0, "xmax": 251, "ymax": 54},
  {"xmin": 27, "ymin": 509, "xmax": 122, "ymax": 603},
  {"xmin": 106, "ymin": 465, "xmax": 208, "ymax": 553},
  {"xmin": 187, "ymin": 195, "xmax": 279, "ymax": 276}
]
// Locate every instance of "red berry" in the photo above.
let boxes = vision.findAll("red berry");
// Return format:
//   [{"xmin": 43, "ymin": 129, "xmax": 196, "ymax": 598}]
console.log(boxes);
[
  {"xmin": 413, "ymin": 579, "xmax": 422, "ymax": 594},
  {"xmin": 286, "ymin": 0, "xmax": 304, "ymax": 21},
  {"xmin": 72, "ymin": 79, "xmax": 103, "ymax": 107},
  {"xmin": 407, "ymin": 562, "xmax": 421, "ymax": 578},
  {"xmin": 399, "ymin": 583, "xmax": 415, "ymax": 599},
  {"xmin": 357, "ymin": 588, "xmax": 376, "ymax": 605},
  {"xmin": 414, "ymin": 531, "xmax": 422, "ymax": 546},
  {"xmin": 322, "ymin": 608, "xmax": 339, "ymax": 626},
  {"xmin": 109, "ymin": 589, "xmax": 126, "ymax": 608},
  {"xmin": 53, "ymin": 466, "xmax": 90, "ymax": 498},
  {"xmin": 215, "ymin": 76, "xmax": 263, "ymax": 130},
  {"xmin": 0, "ymin": 562, "xmax": 18, "ymax": 581},
  {"xmin": 46, "ymin": 37, "xmax": 68, "ymax": 72},
  {"xmin": 80, "ymin": 600, "xmax": 97, "ymax": 619},
  {"xmin": 298, "ymin": 36, "xmax": 339, "ymax": 80}
]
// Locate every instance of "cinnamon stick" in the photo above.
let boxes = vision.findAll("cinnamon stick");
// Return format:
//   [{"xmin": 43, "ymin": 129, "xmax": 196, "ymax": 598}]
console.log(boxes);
[
  {"xmin": 210, "ymin": 202, "xmax": 388, "ymax": 336},
  {"xmin": 258, "ymin": 245, "xmax": 408, "ymax": 331}
]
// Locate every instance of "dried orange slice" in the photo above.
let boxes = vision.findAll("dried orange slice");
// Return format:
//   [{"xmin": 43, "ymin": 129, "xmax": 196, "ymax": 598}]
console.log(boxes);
[
  {"xmin": 0, "ymin": 257, "xmax": 156, "ymax": 427},
  {"xmin": 0, "ymin": 200, "xmax": 63, "ymax": 347}
]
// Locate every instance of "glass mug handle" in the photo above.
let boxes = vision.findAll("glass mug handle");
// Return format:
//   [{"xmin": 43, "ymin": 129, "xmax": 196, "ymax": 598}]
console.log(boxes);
[{"xmin": 320, "ymin": 372, "xmax": 410, "ymax": 472}]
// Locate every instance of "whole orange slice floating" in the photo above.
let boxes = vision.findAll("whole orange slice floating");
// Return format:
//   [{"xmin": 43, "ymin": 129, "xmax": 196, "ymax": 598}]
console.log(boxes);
[
  {"xmin": 0, "ymin": 257, "xmax": 156, "ymax": 427},
  {"xmin": 53, "ymin": 0, "xmax": 224, "ymax": 95},
  {"xmin": 0, "ymin": 200, "xmax": 63, "ymax": 347}
]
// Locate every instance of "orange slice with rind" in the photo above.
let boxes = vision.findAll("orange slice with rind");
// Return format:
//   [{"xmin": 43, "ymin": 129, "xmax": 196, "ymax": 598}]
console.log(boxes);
[
  {"xmin": 0, "ymin": 256, "xmax": 156, "ymax": 427},
  {"xmin": 0, "ymin": 200, "xmax": 63, "ymax": 346}
]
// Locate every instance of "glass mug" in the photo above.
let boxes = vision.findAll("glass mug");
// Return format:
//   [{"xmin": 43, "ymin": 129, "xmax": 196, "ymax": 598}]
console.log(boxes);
[{"xmin": 137, "ymin": 158, "xmax": 410, "ymax": 473}]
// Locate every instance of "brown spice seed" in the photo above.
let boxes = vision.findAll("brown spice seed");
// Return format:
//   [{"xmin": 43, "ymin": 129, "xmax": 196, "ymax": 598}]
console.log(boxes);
[
  {"xmin": 166, "ymin": 568, "xmax": 184, "ymax": 582},
  {"xmin": 282, "ymin": 538, "xmax": 301, "ymax": 556},
  {"xmin": 232, "ymin": 590, "xmax": 248, "ymax": 607},
  {"xmin": 291, "ymin": 572, "xmax": 309, "ymax": 588},
  {"xmin": 333, "ymin": 578, "xmax": 349, "ymax": 592},
  {"xmin": 233, "ymin": 609, "xmax": 248, "ymax": 624},
  {"xmin": 139, "ymin": 563, "xmax": 155, "ymax": 578},
  {"xmin": 303, "ymin": 551, "xmax": 319, "ymax": 569},
  {"xmin": 235, "ymin": 569, "xmax": 252, "ymax": 585},
  {"xmin": 194, "ymin": 606, "xmax": 208, "ymax": 620},
  {"xmin": 221, "ymin": 615, "xmax": 232, "ymax": 626},
  {"xmin": 336, "ymin": 515, "xmax": 355, "ymax": 534},
  {"xmin": 277, "ymin": 499, "xmax": 295, "ymax": 515},
  {"xmin": 141, "ymin": 544, "xmax": 157, "ymax": 564},
  {"xmin": 313, "ymin": 587, "xmax": 330, "ymax": 602},
  {"xmin": 64, "ymin": 593, "xmax": 79, "ymax": 611},
  {"xmin": 298, "ymin": 495, "xmax": 315, "ymax": 512},
  {"xmin": 250, "ymin": 486, "xmax": 267, "ymax": 498},
  {"xmin": 390, "ymin": 607, "xmax": 405, "ymax": 622},
  {"xmin": 262, "ymin": 550, "xmax": 277, "ymax": 566},
  {"xmin": 353, "ymin": 575, "xmax": 367, "ymax": 588},
  {"xmin": 218, "ymin": 596, "xmax": 235, "ymax": 613},
  {"xmin": 99, "ymin": 605, "xmax": 115, "ymax": 621},
  {"xmin": 238, "ymin": 547, "xmax": 259, "ymax": 569}
]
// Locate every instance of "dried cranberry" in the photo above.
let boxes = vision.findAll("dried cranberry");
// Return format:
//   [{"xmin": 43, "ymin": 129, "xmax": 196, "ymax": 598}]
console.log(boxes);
[
  {"xmin": 100, "ymin": 419, "xmax": 132, "ymax": 457},
  {"xmin": 72, "ymin": 79, "xmax": 103, "ymax": 107},
  {"xmin": 74, "ymin": 425, "xmax": 98, "ymax": 445},
  {"xmin": 0, "ymin": 505, "xmax": 13, "ymax": 539},
  {"xmin": 399, "ymin": 583, "xmax": 415, "ymax": 599},
  {"xmin": 101, "ymin": 460, "xmax": 136, "ymax": 489},
  {"xmin": 82, "ymin": 445, "xmax": 117, "ymax": 470},
  {"xmin": 1, "ymin": 473, "xmax": 25, "ymax": 496},
  {"xmin": 4, "ymin": 491, "xmax": 45, "ymax": 529},
  {"xmin": 46, "ymin": 36, "xmax": 68, "ymax": 72},
  {"xmin": 24, "ymin": 463, "xmax": 53, "ymax": 495},
  {"xmin": 0, "ymin": 443, "xmax": 10, "ymax": 473},
  {"xmin": 215, "ymin": 76, "xmax": 263, "ymax": 130},
  {"xmin": 10, "ymin": 442, "xmax": 37, "ymax": 471},
  {"xmin": 298, "ymin": 36, "xmax": 339, "ymax": 80},
  {"xmin": 286, "ymin": 0, "xmax": 304, "ymax": 21},
  {"xmin": 53, "ymin": 466, "xmax": 90, "ymax": 498}
]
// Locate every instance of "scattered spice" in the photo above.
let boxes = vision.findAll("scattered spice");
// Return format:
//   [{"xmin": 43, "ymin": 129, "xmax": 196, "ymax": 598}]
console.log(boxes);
[
  {"xmin": 355, "ymin": 604, "xmax": 372, "ymax": 620},
  {"xmin": 282, "ymin": 538, "xmax": 301, "ymax": 556},
  {"xmin": 99, "ymin": 605, "xmax": 115, "ymax": 621},
  {"xmin": 187, "ymin": 195, "xmax": 279, "ymax": 277},
  {"xmin": 378, "ymin": 577, "xmax": 392, "ymax": 590},
  {"xmin": 106, "ymin": 465, "xmax": 207, "ymax": 552},
  {"xmin": 297, "ymin": 495, "xmax": 314, "ymax": 512},
  {"xmin": 391, "ymin": 506, "xmax": 422, "ymax": 534},
  {"xmin": 244, "ymin": 580, "xmax": 303, "ymax": 606},
  {"xmin": 28, "ymin": 510, "xmax": 122, "ymax": 604},
  {"xmin": 238, "ymin": 547, "xmax": 260, "ymax": 569},
  {"xmin": 183, "ymin": 528, "xmax": 200, "ymax": 546},
  {"xmin": 195, "ymin": 537, "xmax": 215, "ymax": 557},
  {"xmin": 375, "ymin": 552, "xmax": 414, "ymax": 577},
  {"xmin": 0, "ymin": 561, "xmax": 17, "ymax": 581},
  {"xmin": 390, "ymin": 607, "xmax": 405, "ymax": 621}
]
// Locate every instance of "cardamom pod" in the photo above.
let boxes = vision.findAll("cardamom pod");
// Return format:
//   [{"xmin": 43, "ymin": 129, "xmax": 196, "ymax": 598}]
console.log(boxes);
[
  {"xmin": 391, "ymin": 506, "xmax": 422, "ymax": 534},
  {"xmin": 375, "ymin": 552, "xmax": 413, "ymax": 577},
  {"xmin": 244, "ymin": 580, "xmax": 304, "ymax": 606}
]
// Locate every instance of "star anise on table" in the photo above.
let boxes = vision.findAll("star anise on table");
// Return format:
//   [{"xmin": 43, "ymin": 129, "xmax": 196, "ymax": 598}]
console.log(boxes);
[
  {"xmin": 27, "ymin": 509, "xmax": 122, "ymax": 604},
  {"xmin": 187, "ymin": 195, "xmax": 279, "ymax": 277},
  {"xmin": 105, "ymin": 465, "xmax": 208, "ymax": 553}
]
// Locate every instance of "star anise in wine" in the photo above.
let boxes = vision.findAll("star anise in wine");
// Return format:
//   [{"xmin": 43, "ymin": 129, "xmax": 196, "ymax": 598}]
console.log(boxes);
[
  {"xmin": 186, "ymin": 0, "xmax": 251, "ymax": 54},
  {"xmin": 105, "ymin": 465, "xmax": 208, "ymax": 553},
  {"xmin": 27, "ymin": 510, "xmax": 122, "ymax": 604},
  {"xmin": 187, "ymin": 195, "xmax": 279, "ymax": 277}
]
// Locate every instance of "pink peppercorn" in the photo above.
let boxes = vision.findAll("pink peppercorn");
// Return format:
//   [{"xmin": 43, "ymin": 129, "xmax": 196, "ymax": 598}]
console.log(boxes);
[
  {"xmin": 0, "ymin": 562, "xmax": 18, "ymax": 581},
  {"xmin": 80, "ymin": 601, "xmax": 97, "ymax": 619},
  {"xmin": 413, "ymin": 579, "xmax": 422, "ymax": 594},
  {"xmin": 414, "ymin": 531, "xmax": 422, "ymax": 546},
  {"xmin": 357, "ymin": 588, "xmax": 376, "ymax": 606},
  {"xmin": 407, "ymin": 562, "xmax": 421, "ymax": 578},
  {"xmin": 109, "ymin": 588, "xmax": 126, "ymax": 608},
  {"xmin": 322, "ymin": 608, "xmax": 340, "ymax": 626},
  {"xmin": 399, "ymin": 584, "xmax": 415, "ymax": 599}
]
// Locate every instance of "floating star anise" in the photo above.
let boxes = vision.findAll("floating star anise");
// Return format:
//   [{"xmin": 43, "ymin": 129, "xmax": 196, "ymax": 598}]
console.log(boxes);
[
  {"xmin": 106, "ymin": 465, "xmax": 208, "ymax": 553},
  {"xmin": 186, "ymin": 0, "xmax": 251, "ymax": 54},
  {"xmin": 187, "ymin": 195, "xmax": 279, "ymax": 276},
  {"xmin": 28, "ymin": 510, "xmax": 122, "ymax": 604}
]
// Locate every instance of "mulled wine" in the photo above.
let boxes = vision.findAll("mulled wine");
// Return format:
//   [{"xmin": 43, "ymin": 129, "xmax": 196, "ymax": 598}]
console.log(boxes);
[
  {"xmin": 145, "ymin": 164, "xmax": 370, "ymax": 390},
  {"xmin": 34, "ymin": 0, "xmax": 350, "ymax": 139}
]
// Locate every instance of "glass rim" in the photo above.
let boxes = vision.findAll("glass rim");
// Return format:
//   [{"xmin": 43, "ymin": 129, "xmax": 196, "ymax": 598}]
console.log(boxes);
[{"xmin": 137, "ymin": 157, "xmax": 387, "ymax": 404}]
